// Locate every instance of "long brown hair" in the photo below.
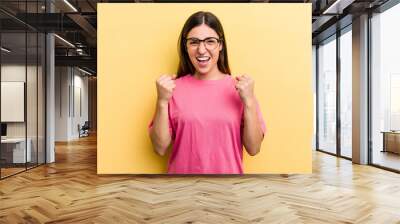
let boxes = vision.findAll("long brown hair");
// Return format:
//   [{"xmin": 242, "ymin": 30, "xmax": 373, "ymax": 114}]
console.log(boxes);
[{"xmin": 177, "ymin": 11, "xmax": 231, "ymax": 78}]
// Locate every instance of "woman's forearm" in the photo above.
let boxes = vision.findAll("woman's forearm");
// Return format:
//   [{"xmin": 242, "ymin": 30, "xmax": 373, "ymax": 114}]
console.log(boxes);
[
  {"xmin": 242, "ymin": 97, "xmax": 264, "ymax": 156},
  {"xmin": 149, "ymin": 100, "xmax": 172, "ymax": 156}
]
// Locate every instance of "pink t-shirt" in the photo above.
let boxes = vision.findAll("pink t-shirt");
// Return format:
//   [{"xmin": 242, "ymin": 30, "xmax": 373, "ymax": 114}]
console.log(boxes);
[{"xmin": 148, "ymin": 74, "xmax": 266, "ymax": 174}]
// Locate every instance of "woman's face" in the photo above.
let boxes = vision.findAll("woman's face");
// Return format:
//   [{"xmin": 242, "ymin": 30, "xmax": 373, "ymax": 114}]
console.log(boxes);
[{"xmin": 186, "ymin": 24, "xmax": 222, "ymax": 76}]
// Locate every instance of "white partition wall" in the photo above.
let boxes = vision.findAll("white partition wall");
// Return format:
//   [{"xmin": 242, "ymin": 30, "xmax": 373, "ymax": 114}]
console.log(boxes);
[
  {"xmin": 370, "ymin": 4, "xmax": 400, "ymax": 171},
  {"xmin": 0, "ymin": 1, "xmax": 47, "ymax": 178}
]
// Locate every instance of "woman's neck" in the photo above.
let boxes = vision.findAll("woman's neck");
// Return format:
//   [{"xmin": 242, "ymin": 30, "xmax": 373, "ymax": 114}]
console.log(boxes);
[{"xmin": 194, "ymin": 67, "xmax": 225, "ymax": 80}]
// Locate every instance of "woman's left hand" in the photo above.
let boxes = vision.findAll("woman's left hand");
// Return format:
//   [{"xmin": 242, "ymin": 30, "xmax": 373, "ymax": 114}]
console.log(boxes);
[{"xmin": 235, "ymin": 75, "xmax": 255, "ymax": 106}]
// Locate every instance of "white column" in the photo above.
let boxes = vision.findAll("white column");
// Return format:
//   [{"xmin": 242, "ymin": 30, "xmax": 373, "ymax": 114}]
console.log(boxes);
[
  {"xmin": 352, "ymin": 14, "xmax": 369, "ymax": 164},
  {"xmin": 45, "ymin": 1, "xmax": 55, "ymax": 163},
  {"xmin": 46, "ymin": 33, "xmax": 55, "ymax": 163}
]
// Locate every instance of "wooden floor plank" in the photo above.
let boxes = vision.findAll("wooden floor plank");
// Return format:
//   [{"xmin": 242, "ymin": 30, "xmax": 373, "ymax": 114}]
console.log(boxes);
[{"xmin": 0, "ymin": 134, "xmax": 400, "ymax": 223}]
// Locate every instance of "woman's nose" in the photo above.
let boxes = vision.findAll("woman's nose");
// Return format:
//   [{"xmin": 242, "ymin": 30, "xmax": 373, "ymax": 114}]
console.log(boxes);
[{"xmin": 197, "ymin": 42, "xmax": 207, "ymax": 53}]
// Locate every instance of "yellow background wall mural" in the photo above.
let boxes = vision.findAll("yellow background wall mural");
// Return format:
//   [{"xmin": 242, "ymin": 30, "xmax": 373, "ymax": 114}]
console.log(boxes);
[{"xmin": 98, "ymin": 3, "xmax": 313, "ymax": 174}]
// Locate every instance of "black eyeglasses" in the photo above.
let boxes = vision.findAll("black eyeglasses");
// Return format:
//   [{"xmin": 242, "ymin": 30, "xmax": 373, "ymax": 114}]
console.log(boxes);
[{"xmin": 185, "ymin": 37, "xmax": 222, "ymax": 50}]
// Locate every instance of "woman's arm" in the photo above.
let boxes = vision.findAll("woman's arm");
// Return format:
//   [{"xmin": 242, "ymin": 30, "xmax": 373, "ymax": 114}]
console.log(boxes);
[
  {"xmin": 235, "ymin": 75, "xmax": 265, "ymax": 156},
  {"xmin": 149, "ymin": 100, "xmax": 172, "ymax": 156},
  {"xmin": 149, "ymin": 75, "xmax": 176, "ymax": 156},
  {"xmin": 242, "ymin": 97, "xmax": 264, "ymax": 156}
]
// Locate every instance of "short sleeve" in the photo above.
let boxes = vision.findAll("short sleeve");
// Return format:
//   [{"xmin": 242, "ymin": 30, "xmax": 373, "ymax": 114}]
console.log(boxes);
[{"xmin": 148, "ymin": 104, "xmax": 175, "ymax": 140}]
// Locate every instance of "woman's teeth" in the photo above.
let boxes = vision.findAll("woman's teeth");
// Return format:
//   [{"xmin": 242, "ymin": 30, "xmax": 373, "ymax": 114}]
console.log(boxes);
[{"xmin": 196, "ymin": 56, "xmax": 210, "ymax": 62}]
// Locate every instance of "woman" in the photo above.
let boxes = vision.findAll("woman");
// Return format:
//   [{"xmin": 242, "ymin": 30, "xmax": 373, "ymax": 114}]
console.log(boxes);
[{"xmin": 148, "ymin": 11, "xmax": 266, "ymax": 174}]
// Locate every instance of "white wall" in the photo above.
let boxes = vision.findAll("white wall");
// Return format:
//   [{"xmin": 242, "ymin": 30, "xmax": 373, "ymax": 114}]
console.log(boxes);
[
  {"xmin": 55, "ymin": 67, "xmax": 89, "ymax": 141},
  {"xmin": 1, "ymin": 65, "xmax": 39, "ymax": 138},
  {"xmin": 1, "ymin": 65, "xmax": 26, "ymax": 136},
  {"xmin": 1, "ymin": 64, "xmax": 46, "ymax": 164},
  {"xmin": 55, "ymin": 66, "xmax": 70, "ymax": 141},
  {"xmin": 72, "ymin": 73, "xmax": 89, "ymax": 138}
]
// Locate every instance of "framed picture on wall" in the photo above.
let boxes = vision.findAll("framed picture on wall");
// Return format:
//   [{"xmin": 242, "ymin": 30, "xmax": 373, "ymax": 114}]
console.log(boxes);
[{"xmin": 1, "ymin": 81, "xmax": 25, "ymax": 122}]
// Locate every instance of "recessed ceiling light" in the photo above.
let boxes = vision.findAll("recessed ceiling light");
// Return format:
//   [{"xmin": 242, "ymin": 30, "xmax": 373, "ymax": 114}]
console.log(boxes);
[
  {"xmin": 1, "ymin": 47, "xmax": 11, "ymax": 53},
  {"xmin": 54, "ymin": 34, "xmax": 75, "ymax": 48},
  {"xmin": 77, "ymin": 67, "xmax": 93, "ymax": 76},
  {"xmin": 63, "ymin": 0, "xmax": 78, "ymax": 12},
  {"xmin": 322, "ymin": 0, "xmax": 354, "ymax": 15}
]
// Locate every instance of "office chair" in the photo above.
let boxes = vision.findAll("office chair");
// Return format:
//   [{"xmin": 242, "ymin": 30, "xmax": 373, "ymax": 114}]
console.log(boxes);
[{"xmin": 79, "ymin": 121, "xmax": 90, "ymax": 138}]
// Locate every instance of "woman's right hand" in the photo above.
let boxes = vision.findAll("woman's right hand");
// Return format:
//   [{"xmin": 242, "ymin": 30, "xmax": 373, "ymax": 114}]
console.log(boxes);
[{"xmin": 156, "ymin": 74, "xmax": 176, "ymax": 105}]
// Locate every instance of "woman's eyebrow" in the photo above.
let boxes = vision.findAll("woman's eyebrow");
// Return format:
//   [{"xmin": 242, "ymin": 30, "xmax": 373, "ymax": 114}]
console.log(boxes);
[{"xmin": 186, "ymin": 36, "xmax": 218, "ymax": 39}]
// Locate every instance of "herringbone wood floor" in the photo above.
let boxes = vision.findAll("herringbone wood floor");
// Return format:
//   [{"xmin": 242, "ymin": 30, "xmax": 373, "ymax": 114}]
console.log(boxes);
[{"xmin": 1, "ymin": 134, "xmax": 400, "ymax": 224}]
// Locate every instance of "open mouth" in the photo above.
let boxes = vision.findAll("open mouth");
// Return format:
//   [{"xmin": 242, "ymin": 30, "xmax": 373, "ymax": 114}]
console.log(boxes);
[{"xmin": 196, "ymin": 56, "xmax": 210, "ymax": 65}]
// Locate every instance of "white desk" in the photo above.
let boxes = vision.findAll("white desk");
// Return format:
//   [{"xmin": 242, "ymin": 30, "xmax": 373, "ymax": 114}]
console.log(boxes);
[{"xmin": 1, "ymin": 138, "xmax": 31, "ymax": 163}]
